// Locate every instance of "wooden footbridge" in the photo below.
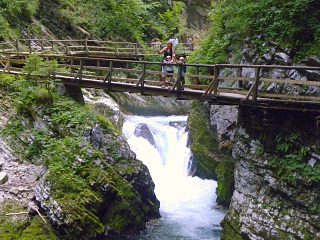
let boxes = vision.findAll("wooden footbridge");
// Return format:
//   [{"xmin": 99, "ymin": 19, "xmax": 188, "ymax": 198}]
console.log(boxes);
[{"xmin": 1, "ymin": 39, "xmax": 320, "ymax": 112}]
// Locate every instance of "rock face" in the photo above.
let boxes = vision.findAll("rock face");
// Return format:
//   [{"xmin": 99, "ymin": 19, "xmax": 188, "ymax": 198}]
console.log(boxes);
[
  {"xmin": 183, "ymin": 0, "xmax": 212, "ymax": 31},
  {"xmin": 186, "ymin": 101, "xmax": 236, "ymax": 206},
  {"xmin": 186, "ymin": 48, "xmax": 320, "ymax": 237},
  {"xmin": 0, "ymin": 83, "xmax": 160, "ymax": 239},
  {"xmin": 134, "ymin": 123, "xmax": 155, "ymax": 146},
  {"xmin": 220, "ymin": 108, "xmax": 320, "ymax": 239},
  {"xmin": 109, "ymin": 92, "xmax": 192, "ymax": 116}
]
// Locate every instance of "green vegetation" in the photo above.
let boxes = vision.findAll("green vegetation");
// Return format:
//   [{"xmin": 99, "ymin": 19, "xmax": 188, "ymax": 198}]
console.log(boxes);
[
  {"xmin": 0, "ymin": 70, "xmax": 159, "ymax": 239},
  {"xmin": 0, "ymin": 0, "xmax": 186, "ymax": 42},
  {"xmin": 216, "ymin": 162, "xmax": 235, "ymax": 206},
  {"xmin": 187, "ymin": 101, "xmax": 219, "ymax": 180},
  {"xmin": 189, "ymin": 0, "xmax": 320, "ymax": 80},
  {"xmin": 0, "ymin": 0, "xmax": 39, "ymax": 41},
  {"xmin": 22, "ymin": 55, "xmax": 59, "ymax": 78},
  {"xmin": 187, "ymin": 101, "xmax": 234, "ymax": 206},
  {"xmin": 269, "ymin": 133, "xmax": 320, "ymax": 184},
  {"xmin": 0, "ymin": 200, "xmax": 58, "ymax": 240}
]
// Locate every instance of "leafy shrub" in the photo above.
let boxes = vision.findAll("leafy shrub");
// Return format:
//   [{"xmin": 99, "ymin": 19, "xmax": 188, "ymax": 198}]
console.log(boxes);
[
  {"xmin": 23, "ymin": 55, "xmax": 59, "ymax": 78},
  {"xmin": 189, "ymin": 0, "xmax": 320, "ymax": 70},
  {"xmin": 269, "ymin": 133, "xmax": 320, "ymax": 184}
]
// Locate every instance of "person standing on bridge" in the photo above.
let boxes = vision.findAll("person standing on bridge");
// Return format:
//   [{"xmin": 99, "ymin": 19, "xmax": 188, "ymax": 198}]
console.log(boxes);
[
  {"xmin": 177, "ymin": 56, "xmax": 186, "ymax": 89},
  {"xmin": 164, "ymin": 55, "xmax": 174, "ymax": 87},
  {"xmin": 158, "ymin": 41, "xmax": 175, "ymax": 87}
]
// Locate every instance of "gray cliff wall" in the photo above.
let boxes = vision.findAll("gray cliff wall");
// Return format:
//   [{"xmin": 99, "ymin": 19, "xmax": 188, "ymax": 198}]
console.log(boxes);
[
  {"xmin": 221, "ymin": 107, "xmax": 320, "ymax": 239},
  {"xmin": 191, "ymin": 47, "xmax": 320, "ymax": 238}
]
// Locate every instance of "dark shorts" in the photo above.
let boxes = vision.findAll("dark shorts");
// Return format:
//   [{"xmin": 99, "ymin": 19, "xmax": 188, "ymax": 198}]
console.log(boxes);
[{"xmin": 166, "ymin": 70, "xmax": 174, "ymax": 73}]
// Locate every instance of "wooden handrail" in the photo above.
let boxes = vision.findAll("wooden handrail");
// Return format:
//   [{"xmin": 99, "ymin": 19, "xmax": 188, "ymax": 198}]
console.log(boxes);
[{"xmin": 0, "ymin": 45, "xmax": 320, "ymax": 111}]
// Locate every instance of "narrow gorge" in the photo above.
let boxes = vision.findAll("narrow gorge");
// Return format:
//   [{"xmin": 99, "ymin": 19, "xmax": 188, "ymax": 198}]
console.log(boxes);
[{"xmin": 0, "ymin": 0, "xmax": 320, "ymax": 239}]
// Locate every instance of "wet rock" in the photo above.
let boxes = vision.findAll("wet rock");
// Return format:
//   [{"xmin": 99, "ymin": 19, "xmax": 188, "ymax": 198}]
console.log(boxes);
[
  {"xmin": 275, "ymin": 52, "xmax": 292, "ymax": 65},
  {"xmin": 83, "ymin": 88, "xmax": 124, "ymax": 130},
  {"xmin": 210, "ymin": 105, "xmax": 238, "ymax": 143},
  {"xmin": 305, "ymin": 57, "xmax": 320, "ymax": 67},
  {"xmin": 90, "ymin": 124, "xmax": 103, "ymax": 149},
  {"xmin": 134, "ymin": 123, "xmax": 155, "ymax": 146},
  {"xmin": 301, "ymin": 70, "xmax": 320, "ymax": 81},
  {"xmin": 108, "ymin": 92, "xmax": 191, "ymax": 116}
]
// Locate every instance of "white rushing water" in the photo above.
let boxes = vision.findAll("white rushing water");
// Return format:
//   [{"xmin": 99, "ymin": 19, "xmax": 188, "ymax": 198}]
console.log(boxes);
[{"xmin": 122, "ymin": 115, "xmax": 226, "ymax": 240}]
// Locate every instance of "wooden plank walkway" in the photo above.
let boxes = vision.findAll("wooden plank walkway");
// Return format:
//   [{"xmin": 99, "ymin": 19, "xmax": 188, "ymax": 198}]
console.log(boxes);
[
  {"xmin": 0, "ymin": 39, "xmax": 193, "ymax": 59},
  {"xmin": 0, "ymin": 39, "xmax": 320, "ymax": 112}
]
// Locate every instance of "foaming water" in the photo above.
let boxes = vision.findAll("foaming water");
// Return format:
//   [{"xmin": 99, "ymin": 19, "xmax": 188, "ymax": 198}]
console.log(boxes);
[{"xmin": 121, "ymin": 115, "xmax": 225, "ymax": 240}]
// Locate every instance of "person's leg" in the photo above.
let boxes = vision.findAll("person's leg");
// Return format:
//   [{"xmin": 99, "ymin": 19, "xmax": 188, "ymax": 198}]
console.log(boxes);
[
  {"xmin": 180, "ymin": 76, "xmax": 185, "ymax": 90},
  {"xmin": 181, "ymin": 76, "xmax": 185, "ymax": 85},
  {"xmin": 161, "ymin": 65, "xmax": 167, "ymax": 87},
  {"xmin": 167, "ymin": 71, "xmax": 173, "ymax": 84}
]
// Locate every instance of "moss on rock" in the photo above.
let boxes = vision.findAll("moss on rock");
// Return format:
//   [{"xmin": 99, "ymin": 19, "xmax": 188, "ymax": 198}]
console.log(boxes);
[
  {"xmin": 187, "ymin": 101, "xmax": 235, "ymax": 206},
  {"xmin": 216, "ymin": 162, "xmax": 234, "ymax": 207},
  {"xmin": 187, "ymin": 101, "xmax": 220, "ymax": 180},
  {"xmin": 2, "ymin": 78, "xmax": 160, "ymax": 239},
  {"xmin": 0, "ymin": 200, "xmax": 58, "ymax": 240}
]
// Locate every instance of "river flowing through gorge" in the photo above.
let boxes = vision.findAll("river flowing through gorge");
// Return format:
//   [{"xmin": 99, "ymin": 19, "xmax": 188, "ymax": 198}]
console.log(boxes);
[{"xmin": 121, "ymin": 115, "xmax": 226, "ymax": 240}]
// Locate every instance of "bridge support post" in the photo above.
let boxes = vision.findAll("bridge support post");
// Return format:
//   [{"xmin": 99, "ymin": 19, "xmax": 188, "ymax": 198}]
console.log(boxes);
[{"xmin": 62, "ymin": 84, "xmax": 85, "ymax": 105}]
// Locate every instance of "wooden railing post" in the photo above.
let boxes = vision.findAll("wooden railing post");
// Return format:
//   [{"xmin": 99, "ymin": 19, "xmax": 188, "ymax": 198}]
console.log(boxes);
[
  {"xmin": 104, "ymin": 61, "xmax": 113, "ymax": 90},
  {"xmin": 212, "ymin": 65, "xmax": 220, "ymax": 95},
  {"xmin": 245, "ymin": 67, "xmax": 260, "ymax": 101},
  {"xmin": 70, "ymin": 58, "xmax": 75, "ymax": 73},
  {"xmin": 136, "ymin": 62, "xmax": 146, "ymax": 94},
  {"xmin": 238, "ymin": 67, "xmax": 243, "ymax": 88},
  {"xmin": 74, "ymin": 59, "xmax": 83, "ymax": 81},
  {"xmin": 135, "ymin": 44, "xmax": 138, "ymax": 55},
  {"xmin": 125, "ymin": 62, "xmax": 130, "ymax": 79},
  {"xmin": 159, "ymin": 63, "xmax": 162, "ymax": 82},
  {"xmin": 176, "ymin": 63, "xmax": 183, "ymax": 91},
  {"xmin": 97, "ymin": 60, "xmax": 102, "ymax": 76},
  {"xmin": 79, "ymin": 59, "xmax": 83, "ymax": 81},
  {"xmin": 15, "ymin": 39, "xmax": 19, "ymax": 53},
  {"xmin": 65, "ymin": 41, "xmax": 69, "ymax": 55},
  {"xmin": 115, "ymin": 43, "xmax": 119, "ymax": 56},
  {"xmin": 51, "ymin": 41, "xmax": 55, "ymax": 53},
  {"xmin": 4, "ymin": 54, "xmax": 11, "ymax": 73},
  {"xmin": 28, "ymin": 40, "xmax": 32, "ymax": 53},
  {"xmin": 108, "ymin": 61, "xmax": 113, "ymax": 84},
  {"xmin": 252, "ymin": 67, "xmax": 260, "ymax": 102},
  {"xmin": 40, "ymin": 40, "xmax": 44, "ymax": 52},
  {"xmin": 85, "ymin": 40, "xmax": 89, "ymax": 54},
  {"xmin": 202, "ymin": 65, "xmax": 218, "ymax": 97},
  {"xmin": 195, "ymin": 66, "xmax": 199, "ymax": 85}
]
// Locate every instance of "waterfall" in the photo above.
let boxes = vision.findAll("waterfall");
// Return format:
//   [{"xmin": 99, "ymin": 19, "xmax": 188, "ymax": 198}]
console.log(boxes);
[{"xmin": 122, "ymin": 115, "xmax": 225, "ymax": 240}]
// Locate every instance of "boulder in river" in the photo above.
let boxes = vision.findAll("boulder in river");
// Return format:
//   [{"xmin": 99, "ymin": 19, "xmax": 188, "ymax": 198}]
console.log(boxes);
[{"xmin": 134, "ymin": 123, "xmax": 155, "ymax": 146}]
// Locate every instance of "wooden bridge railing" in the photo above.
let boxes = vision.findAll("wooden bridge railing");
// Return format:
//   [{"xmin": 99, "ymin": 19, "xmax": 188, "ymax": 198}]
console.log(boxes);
[
  {"xmin": 0, "ymin": 51, "xmax": 320, "ymax": 111},
  {"xmin": 0, "ymin": 39, "xmax": 193, "ymax": 58}
]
